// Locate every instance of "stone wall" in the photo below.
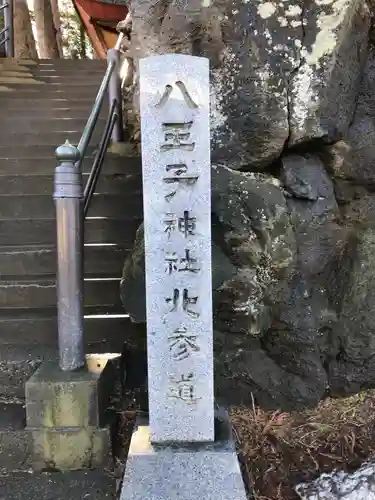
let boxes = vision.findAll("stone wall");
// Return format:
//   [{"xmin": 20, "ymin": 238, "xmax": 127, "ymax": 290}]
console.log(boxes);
[{"xmin": 120, "ymin": 0, "xmax": 375, "ymax": 410}]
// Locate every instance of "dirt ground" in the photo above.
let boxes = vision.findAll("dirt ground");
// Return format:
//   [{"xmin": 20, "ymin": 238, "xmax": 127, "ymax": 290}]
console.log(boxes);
[
  {"xmin": 117, "ymin": 386, "xmax": 375, "ymax": 499},
  {"xmin": 231, "ymin": 391, "xmax": 375, "ymax": 499}
]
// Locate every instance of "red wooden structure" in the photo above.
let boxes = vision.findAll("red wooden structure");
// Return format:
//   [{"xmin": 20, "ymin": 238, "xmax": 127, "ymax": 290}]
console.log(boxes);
[{"xmin": 73, "ymin": 0, "xmax": 128, "ymax": 59}]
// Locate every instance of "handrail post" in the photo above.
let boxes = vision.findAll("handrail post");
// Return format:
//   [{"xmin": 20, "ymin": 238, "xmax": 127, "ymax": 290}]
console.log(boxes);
[
  {"xmin": 5, "ymin": 0, "xmax": 14, "ymax": 57},
  {"xmin": 107, "ymin": 48, "xmax": 124, "ymax": 143},
  {"xmin": 54, "ymin": 141, "xmax": 85, "ymax": 372}
]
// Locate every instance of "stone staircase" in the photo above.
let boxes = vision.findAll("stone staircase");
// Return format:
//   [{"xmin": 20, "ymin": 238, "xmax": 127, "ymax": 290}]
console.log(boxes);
[{"xmin": 0, "ymin": 58, "xmax": 142, "ymax": 475}]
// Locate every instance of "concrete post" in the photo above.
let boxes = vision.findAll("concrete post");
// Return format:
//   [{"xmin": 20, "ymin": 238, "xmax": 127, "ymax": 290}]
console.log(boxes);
[
  {"xmin": 4, "ymin": 0, "xmax": 14, "ymax": 57},
  {"xmin": 54, "ymin": 141, "xmax": 85, "ymax": 372},
  {"xmin": 107, "ymin": 47, "xmax": 124, "ymax": 143}
]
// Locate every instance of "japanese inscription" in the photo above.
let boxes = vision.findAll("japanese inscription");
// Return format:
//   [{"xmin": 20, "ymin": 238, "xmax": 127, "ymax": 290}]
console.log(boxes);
[
  {"xmin": 163, "ymin": 164, "xmax": 199, "ymax": 201},
  {"xmin": 168, "ymin": 373, "xmax": 201, "ymax": 403},
  {"xmin": 164, "ymin": 250, "xmax": 200, "ymax": 275},
  {"xmin": 163, "ymin": 211, "xmax": 196, "ymax": 239},
  {"xmin": 168, "ymin": 327, "xmax": 200, "ymax": 360},
  {"xmin": 165, "ymin": 288, "xmax": 199, "ymax": 318},
  {"xmin": 140, "ymin": 54, "xmax": 213, "ymax": 443},
  {"xmin": 160, "ymin": 122, "xmax": 195, "ymax": 152}
]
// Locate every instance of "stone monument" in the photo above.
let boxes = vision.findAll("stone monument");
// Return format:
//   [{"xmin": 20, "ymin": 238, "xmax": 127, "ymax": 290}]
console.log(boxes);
[{"xmin": 120, "ymin": 53, "xmax": 247, "ymax": 500}]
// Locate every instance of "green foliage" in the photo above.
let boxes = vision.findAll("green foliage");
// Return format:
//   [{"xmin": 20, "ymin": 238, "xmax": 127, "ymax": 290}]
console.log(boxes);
[{"xmin": 59, "ymin": 0, "xmax": 93, "ymax": 58}]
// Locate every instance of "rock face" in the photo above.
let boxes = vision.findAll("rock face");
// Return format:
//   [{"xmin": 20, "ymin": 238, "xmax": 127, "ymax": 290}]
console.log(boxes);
[
  {"xmin": 120, "ymin": 0, "xmax": 375, "ymax": 410},
  {"xmin": 296, "ymin": 461, "xmax": 375, "ymax": 499},
  {"xmin": 128, "ymin": 0, "xmax": 369, "ymax": 170}
]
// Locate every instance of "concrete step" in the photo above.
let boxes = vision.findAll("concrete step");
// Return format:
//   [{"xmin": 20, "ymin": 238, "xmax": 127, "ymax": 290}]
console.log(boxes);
[
  {"xmin": 0, "ymin": 59, "xmax": 38, "ymax": 68},
  {"xmin": 0, "ymin": 76, "xmax": 103, "ymax": 86},
  {"xmin": 34, "ymin": 66, "xmax": 107, "ymax": 73},
  {"xmin": 0, "ymin": 278, "xmax": 124, "ymax": 309},
  {"xmin": 0, "ymin": 192, "xmax": 142, "ymax": 218},
  {"xmin": 0, "ymin": 76, "xmax": 44, "ymax": 85},
  {"xmin": 0, "ymin": 70, "xmax": 35, "ymax": 78},
  {"xmin": 0, "ymin": 154, "xmax": 140, "ymax": 174},
  {"xmin": 0, "ymin": 172, "xmax": 141, "ymax": 195},
  {"xmin": 26, "ymin": 75, "xmax": 109, "ymax": 86},
  {"xmin": 0, "ymin": 58, "xmax": 105, "ymax": 69},
  {"xmin": 0, "ymin": 470, "xmax": 115, "ymax": 499},
  {"xmin": 0, "ymin": 397, "xmax": 32, "ymax": 470},
  {"xmin": 5, "ymin": 171, "xmax": 140, "ymax": 195},
  {"xmin": 37, "ymin": 59, "xmax": 106, "ymax": 67},
  {"xmin": 0, "ymin": 63, "xmax": 35, "ymax": 73},
  {"xmin": 0, "ymin": 216, "xmax": 141, "ymax": 246},
  {"xmin": 0, "ymin": 311, "xmax": 135, "ymax": 348},
  {"xmin": 0, "ymin": 117, "xmax": 107, "ymax": 133},
  {"xmin": 0, "ymin": 344, "xmax": 53, "ymax": 398},
  {"xmin": 0, "ymin": 144, "xmax": 96, "ymax": 158},
  {"xmin": 0, "ymin": 130, "xmax": 103, "ymax": 147},
  {"xmin": 0, "ymin": 244, "xmax": 129, "ymax": 278},
  {"xmin": 0, "ymin": 339, "xmax": 125, "ymax": 398},
  {"xmin": 0, "ymin": 87, "xmax": 102, "ymax": 99},
  {"xmin": 0, "ymin": 98, "xmax": 108, "ymax": 110},
  {"xmin": 0, "ymin": 141, "xmax": 137, "ymax": 159},
  {"xmin": 0, "ymin": 108, "xmax": 108, "ymax": 119}
]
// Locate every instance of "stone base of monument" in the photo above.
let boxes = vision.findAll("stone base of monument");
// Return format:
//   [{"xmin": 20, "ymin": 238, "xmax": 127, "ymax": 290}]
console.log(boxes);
[
  {"xmin": 120, "ymin": 407, "xmax": 247, "ymax": 500},
  {"xmin": 24, "ymin": 354, "xmax": 120, "ymax": 471}
]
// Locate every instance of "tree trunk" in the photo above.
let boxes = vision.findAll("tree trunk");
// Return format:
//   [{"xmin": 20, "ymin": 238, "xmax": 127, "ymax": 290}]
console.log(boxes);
[
  {"xmin": 13, "ymin": 0, "xmax": 38, "ymax": 59},
  {"xmin": 79, "ymin": 22, "xmax": 86, "ymax": 59},
  {"xmin": 50, "ymin": 0, "xmax": 63, "ymax": 56},
  {"xmin": 33, "ymin": 0, "xmax": 60, "ymax": 58}
]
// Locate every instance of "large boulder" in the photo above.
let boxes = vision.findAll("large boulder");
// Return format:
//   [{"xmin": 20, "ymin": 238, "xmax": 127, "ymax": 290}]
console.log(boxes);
[
  {"xmin": 120, "ymin": 163, "xmax": 353, "ymax": 409},
  {"xmin": 288, "ymin": 0, "xmax": 369, "ymax": 146},
  {"xmin": 120, "ymin": 0, "xmax": 375, "ymax": 410},
  {"xmin": 329, "ymin": 224, "xmax": 375, "ymax": 396},
  {"xmin": 330, "ymin": 46, "xmax": 375, "ymax": 187},
  {"xmin": 128, "ymin": 0, "xmax": 370, "ymax": 169}
]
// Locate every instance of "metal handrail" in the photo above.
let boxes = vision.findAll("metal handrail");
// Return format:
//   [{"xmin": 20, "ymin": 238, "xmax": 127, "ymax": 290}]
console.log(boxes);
[
  {"xmin": 76, "ymin": 32, "xmax": 124, "ymax": 170},
  {"xmin": 54, "ymin": 32, "xmax": 126, "ymax": 371},
  {"xmin": 0, "ymin": 0, "xmax": 14, "ymax": 57},
  {"xmin": 83, "ymin": 99, "xmax": 118, "ymax": 216}
]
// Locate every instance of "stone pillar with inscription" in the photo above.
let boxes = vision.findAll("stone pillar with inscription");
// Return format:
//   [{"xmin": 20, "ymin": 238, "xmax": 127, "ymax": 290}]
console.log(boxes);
[
  {"xmin": 120, "ymin": 54, "xmax": 247, "ymax": 500},
  {"xmin": 141, "ymin": 54, "xmax": 214, "ymax": 444}
]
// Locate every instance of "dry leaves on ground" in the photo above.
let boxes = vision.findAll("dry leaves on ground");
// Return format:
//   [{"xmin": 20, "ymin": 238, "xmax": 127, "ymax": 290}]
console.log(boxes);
[{"xmin": 231, "ymin": 391, "xmax": 375, "ymax": 499}]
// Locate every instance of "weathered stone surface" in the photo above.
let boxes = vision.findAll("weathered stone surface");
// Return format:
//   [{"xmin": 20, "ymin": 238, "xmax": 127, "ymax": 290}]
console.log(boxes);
[
  {"xmin": 120, "ymin": 0, "xmax": 375, "ymax": 411},
  {"xmin": 211, "ymin": 165, "xmax": 296, "ymax": 337},
  {"xmin": 329, "ymin": 227, "xmax": 375, "ymax": 396},
  {"xmin": 25, "ymin": 360, "xmax": 115, "ymax": 471},
  {"xmin": 296, "ymin": 460, "xmax": 375, "ymax": 499},
  {"xmin": 31, "ymin": 426, "xmax": 110, "ymax": 471},
  {"xmin": 26, "ymin": 361, "xmax": 105, "ymax": 428},
  {"xmin": 289, "ymin": 0, "xmax": 370, "ymax": 146},
  {"xmin": 282, "ymin": 154, "xmax": 340, "ymax": 228},
  {"xmin": 128, "ymin": 0, "xmax": 370, "ymax": 170},
  {"xmin": 25, "ymin": 355, "xmax": 113, "ymax": 428},
  {"xmin": 120, "ymin": 157, "xmax": 361, "ymax": 410},
  {"xmin": 331, "ymin": 47, "xmax": 375, "ymax": 186}
]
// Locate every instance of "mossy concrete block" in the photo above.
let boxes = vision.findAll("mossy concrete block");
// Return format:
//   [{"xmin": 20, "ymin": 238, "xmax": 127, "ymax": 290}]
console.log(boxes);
[
  {"xmin": 25, "ymin": 362, "xmax": 105, "ymax": 429},
  {"xmin": 31, "ymin": 426, "xmax": 110, "ymax": 471}
]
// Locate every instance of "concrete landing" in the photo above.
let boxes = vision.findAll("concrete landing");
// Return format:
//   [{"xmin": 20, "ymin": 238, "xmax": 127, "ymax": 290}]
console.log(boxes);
[
  {"xmin": 0, "ymin": 398, "xmax": 32, "ymax": 470},
  {"xmin": 0, "ymin": 471, "xmax": 115, "ymax": 499}
]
